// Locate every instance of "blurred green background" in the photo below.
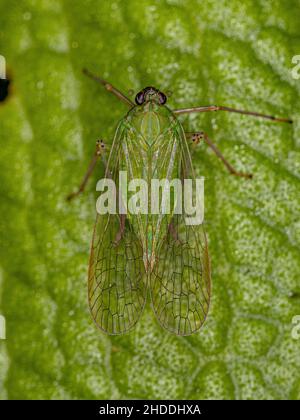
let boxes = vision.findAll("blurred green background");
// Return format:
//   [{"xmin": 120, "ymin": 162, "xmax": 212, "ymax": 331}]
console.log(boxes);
[{"xmin": 0, "ymin": 0, "xmax": 300, "ymax": 400}]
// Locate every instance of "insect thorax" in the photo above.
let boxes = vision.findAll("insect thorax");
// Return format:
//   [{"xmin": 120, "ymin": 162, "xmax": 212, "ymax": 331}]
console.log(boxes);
[{"xmin": 115, "ymin": 102, "xmax": 185, "ymax": 268}]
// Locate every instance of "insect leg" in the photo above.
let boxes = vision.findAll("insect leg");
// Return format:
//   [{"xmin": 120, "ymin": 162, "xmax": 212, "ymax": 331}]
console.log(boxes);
[
  {"xmin": 167, "ymin": 221, "xmax": 183, "ymax": 244},
  {"xmin": 83, "ymin": 68, "xmax": 135, "ymax": 107},
  {"xmin": 186, "ymin": 132, "xmax": 253, "ymax": 179},
  {"xmin": 174, "ymin": 105, "xmax": 292, "ymax": 124},
  {"xmin": 113, "ymin": 214, "xmax": 126, "ymax": 246},
  {"xmin": 66, "ymin": 140, "xmax": 106, "ymax": 201}
]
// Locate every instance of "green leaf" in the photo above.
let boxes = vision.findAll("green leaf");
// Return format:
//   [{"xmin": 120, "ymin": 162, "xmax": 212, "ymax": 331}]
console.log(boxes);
[{"xmin": 0, "ymin": 0, "xmax": 300, "ymax": 400}]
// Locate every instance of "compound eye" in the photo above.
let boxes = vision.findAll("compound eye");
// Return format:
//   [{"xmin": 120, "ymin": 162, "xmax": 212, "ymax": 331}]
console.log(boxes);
[
  {"xmin": 158, "ymin": 91, "xmax": 167, "ymax": 105},
  {"xmin": 135, "ymin": 90, "xmax": 145, "ymax": 105}
]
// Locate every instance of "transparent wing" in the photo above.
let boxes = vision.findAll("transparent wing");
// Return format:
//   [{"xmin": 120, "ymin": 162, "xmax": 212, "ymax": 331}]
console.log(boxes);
[
  {"xmin": 88, "ymin": 124, "xmax": 147, "ymax": 334},
  {"xmin": 88, "ymin": 214, "xmax": 146, "ymax": 334},
  {"xmin": 150, "ymin": 215, "xmax": 210, "ymax": 335},
  {"xmin": 150, "ymin": 125, "xmax": 211, "ymax": 336}
]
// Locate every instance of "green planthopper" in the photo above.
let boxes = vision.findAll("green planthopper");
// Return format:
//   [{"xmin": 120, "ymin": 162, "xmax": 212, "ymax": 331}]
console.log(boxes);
[{"xmin": 68, "ymin": 69, "xmax": 292, "ymax": 335}]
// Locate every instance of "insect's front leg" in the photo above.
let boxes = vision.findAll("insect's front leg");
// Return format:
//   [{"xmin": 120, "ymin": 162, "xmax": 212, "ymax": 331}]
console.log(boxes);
[
  {"xmin": 66, "ymin": 140, "xmax": 106, "ymax": 201},
  {"xmin": 186, "ymin": 132, "xmax": 253, "ymax": 179}
]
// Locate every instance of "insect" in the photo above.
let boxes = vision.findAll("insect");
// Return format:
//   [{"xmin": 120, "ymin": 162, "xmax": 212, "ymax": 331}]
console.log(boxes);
[{"xmin": 68, "ymin": 69, "xmax": 292, "ymax": 335}]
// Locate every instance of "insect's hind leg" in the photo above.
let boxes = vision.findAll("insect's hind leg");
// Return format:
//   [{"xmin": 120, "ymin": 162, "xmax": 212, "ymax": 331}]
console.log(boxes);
[
  {"xmin": 113, "ymin": 214, "xmax": 126, "ymax": 246},
  {"xmin": 167, "ymin": 220, "xmax": 183, "ymax": 245},
  {"xmin": 66, "ymin": 140, "xmax": 106, "ymax": 201},
  {"xmin": 186, "ymin": 132, "xmax": 253, "ymax": 179},
  {"xmin": 83, "ymin": 68, "xmax": 134, "ymax": 107}
]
